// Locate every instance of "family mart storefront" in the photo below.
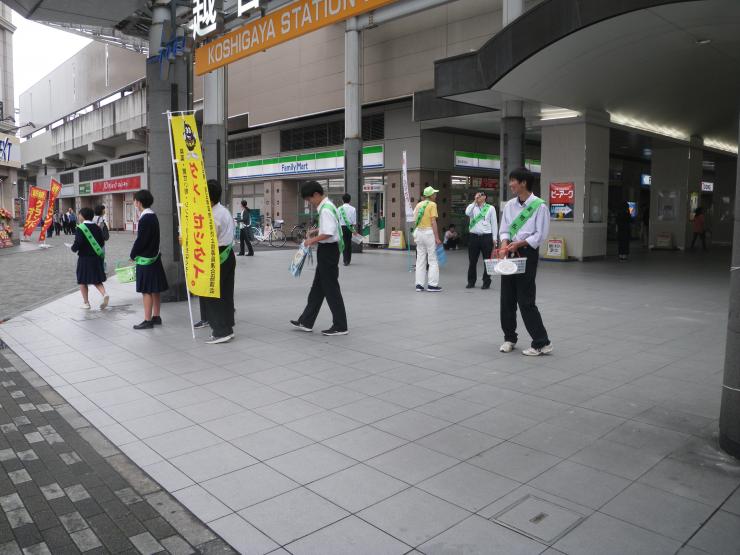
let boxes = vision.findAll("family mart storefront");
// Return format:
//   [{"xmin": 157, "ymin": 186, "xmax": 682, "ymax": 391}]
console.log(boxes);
[{"xmin": 228, "ymin": 144, "xmax": 388, "ymax": 243}]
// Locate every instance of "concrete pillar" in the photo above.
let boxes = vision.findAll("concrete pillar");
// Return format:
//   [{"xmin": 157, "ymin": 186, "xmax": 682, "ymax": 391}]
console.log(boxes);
[
  {"xmin": 719, "ymin": 115, "xmax": 740, "ymax": 459},
  {"xmin": 344, "ymin": 17, "xmax": 363, "ymax": 217},
  {"xmin": 539, "ymin": 112, "xmax": 610, "ymax": 260},
  {"xmin": 202, "ymin": 67, "xmax": 228, "ymax": 210},
  {"xmin": 712, "ymin": 155, "xmax": 738, "ymax": 246},
  {"xmin": 146, "ymin": 4, "xmax": 191, "ymax": 301},
  {"xmin": 500, "ymin": 101, "xmax": 525, "ymax": 208},
  {"xmin": 502, "ymin": 0, "xmax": 524, "ymax": 24},
  {"xmin": 650, "ymin": 137, "xmax": 703, "ymax": 250}
]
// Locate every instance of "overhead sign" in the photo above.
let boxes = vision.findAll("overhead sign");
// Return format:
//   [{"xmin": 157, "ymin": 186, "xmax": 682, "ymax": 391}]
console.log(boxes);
[
  {"xmin": 93, "ymin": 176, "xmax": 142, "ymax": 194},
  {"xmin": 0, "ymin": 132, "xmax": 21, "ymax": 169},
  {"xmin": 228, "ymin": 145, "xmax": 383, "ymax": 179},
  {"xmin": 195, "ymin": 0, "xmax": 398, "ymax": 75},
  {"xmin": 454, "ymin": 151, "xmax": 500, "ymax": 170},
  {"xmin": 549, "ymin": 182, "xmax": 575, "ymax": 220},
  {"xmin": 701, "ymin": 181, "xmax": 714, "ymax": 192}
]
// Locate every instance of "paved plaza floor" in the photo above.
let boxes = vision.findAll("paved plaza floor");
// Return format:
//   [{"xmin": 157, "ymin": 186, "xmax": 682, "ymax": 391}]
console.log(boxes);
[{"xmin": 1, "ymin": 245, "xmax": 739, "ymax": 554}]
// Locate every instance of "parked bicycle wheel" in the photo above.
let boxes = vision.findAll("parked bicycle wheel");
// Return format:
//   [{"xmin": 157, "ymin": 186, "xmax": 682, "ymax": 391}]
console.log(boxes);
[{"xmin": 269, "ymin": 228, "xmax": 287, "ymax": 247}]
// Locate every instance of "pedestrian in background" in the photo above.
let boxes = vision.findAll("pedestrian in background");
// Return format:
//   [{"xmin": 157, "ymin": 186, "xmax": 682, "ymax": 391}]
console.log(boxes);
[
  {"xmin": 53, "ymin": 210, "xmax": 62, "ymax": 236},
  {"xmin": 338, "ymin": 193, "xmax": 357, "ymax": 266},
  {"xmin": 617, "ymin": 201, "xmax": 632, "ymax": 261},
  {"xmin": 498, "ymin": 168, "xmax": 552, "ymax": 356},
  {"xmin": 291, "ymin": 181, "xmax": 348, "ymax": 336},
  {"xmin": 70, "ymin": 207, "xmax": 109, "ymax": 310},
  {"xmin": 690, "ymin": 206, "xmax": 707, "ymax": 251},
  {"xmin": 443, "ymin": 224, "xmax": 459, "ymax": 250},
  {"xmin": 237, "ymin": 199, "xmax": 254, "ymax": 256},
  {"xmin": 413, "ymin": 186, "xmax": 442, "ymax": 292},
  {"xmin": 130, "ymin": 190, "xmax": 168, "ymax": 330},
  {"xmin": 201, "ymin": 179, "xmax": 237, "ymax": 344},
  {"xmin": 465, "ymin": 191, "xmax": 498, "ymax": 289},
  {"xmin": 67, "ymin": 209, "xmax": 77, "ymax": 234}
]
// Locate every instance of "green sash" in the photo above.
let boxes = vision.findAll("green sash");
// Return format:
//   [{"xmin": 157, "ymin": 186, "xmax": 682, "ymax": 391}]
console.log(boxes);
[
  {"xmin": 135, "ymin": 253, "xmax": 159, "ymax": 266},
  {"xmin": 319, "ymin": 202, "xmax": 345, "ymax": 253},
  {"xmin": 77, "ymin": 224, "xmax": 104, "ymax": 258},
  {"xmin": 508, "ymin": 198, "xmax": 545, "ymax": 238},
  {"xmin": 219, "ymin": 244, "xmax": 233, "ymax": 264},
  {"xmin": 469, "ymin": 203, "xmax": 492, "ymax": 231},
  {"xmin": 338, "ymin": 206, "xmax": 352, "ymax": 228},
  {"xmin": 414, "ymin": 201, "xmax": 430, "ymax": 230}
]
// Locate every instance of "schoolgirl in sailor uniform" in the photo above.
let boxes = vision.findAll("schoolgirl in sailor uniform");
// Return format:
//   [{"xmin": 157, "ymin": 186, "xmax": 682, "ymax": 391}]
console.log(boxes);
[
  {"xmin": 130, "ymin": 190, "xmax": 169, "ymax": 329},
  {"xmin": 70, "ymin": 206, "xmax": 109, "ymax": 310}
]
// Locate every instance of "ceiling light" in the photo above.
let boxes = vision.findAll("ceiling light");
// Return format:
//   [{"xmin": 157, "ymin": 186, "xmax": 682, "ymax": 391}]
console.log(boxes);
[
  {"xmin": 539, "ymin": 108, "xmax": 580, "ymax": 121},
  {"xmin": 703, "ymin": 138, "xmax": 738, "ymax": 154},
  {"xmin": 695, "ymin": 38, "xmax": 711, "ymax": 45},
  {"xmin": 609, "ymin": 113, "xmax": 689, "ymax": 141}
]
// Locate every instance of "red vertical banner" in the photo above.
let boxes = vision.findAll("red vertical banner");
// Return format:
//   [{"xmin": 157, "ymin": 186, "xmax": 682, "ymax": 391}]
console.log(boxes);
[
  {"xmin": 23, "ymin": 187, "xmax": 49, "ymax": 237},
  {"xmin": 39, "ymin": 180, "xmax": 62, "ymax": 242}
]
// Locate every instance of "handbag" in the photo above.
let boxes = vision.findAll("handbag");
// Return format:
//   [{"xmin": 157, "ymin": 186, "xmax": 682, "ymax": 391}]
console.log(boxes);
[{"xmin": 289, "ymin": 242, "xmax": 313, "ymax": 278}]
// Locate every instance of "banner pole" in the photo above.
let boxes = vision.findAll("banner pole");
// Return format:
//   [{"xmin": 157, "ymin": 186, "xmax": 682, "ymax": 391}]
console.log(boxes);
[{"xmin": 166, "ymin": 111, "xmax": 196, "ymax": 339}]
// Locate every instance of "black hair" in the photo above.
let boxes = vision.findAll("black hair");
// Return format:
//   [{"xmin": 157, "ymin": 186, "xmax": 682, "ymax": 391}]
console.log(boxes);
[
  {"xmin": 449, "ymin": 223, "xmax": 455, "ymax": 228},
  {"xmin": 79, "ymin": 207, "xmax": 94, "ymax": 221},
  {"xmin": 301, "ymin": 180, "xmax": 324, "ymax": 199},
  {"xmin": 478, "ymin": 191, "xmax": 487, "ymax": 198},
  {"xmin": 241, "ymin": 199, "xmax": 248, "ymax": 208},
  {"xmin": 509, "ymin": 168, "xmax": 535, "ymax": 191},
  {"xmin": 695, "ymin": 206, "xmax": 704, "ymax": 215},
  {"xmin": 207, "ymin": 179, "xmax": 222, "ymax": 205},
  {"xmin": 342, "ymin": 193, "xmax": 351, "ymax": 203},
  {"xmin": 94, "ymin": 204, "xmax": 105, "ymax": 216},
  {"xmin": 134, "ymin": 189, "xmax": 154, "ymax": 208}
]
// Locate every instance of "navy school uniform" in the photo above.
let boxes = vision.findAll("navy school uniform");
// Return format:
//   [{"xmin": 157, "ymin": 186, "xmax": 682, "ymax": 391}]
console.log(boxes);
[
  {"xmin": 130, "ymin": 211, "xmax": 169, "ymax": 294},
  {"xmin": 71, "ymin": 223, "xmax": 107, "ymax": 285}
]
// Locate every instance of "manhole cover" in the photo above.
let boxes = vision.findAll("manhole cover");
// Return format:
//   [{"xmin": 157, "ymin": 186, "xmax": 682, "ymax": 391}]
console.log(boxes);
[{"xmin": 493, "ymin": 495, "xmax": 586, "ymax": 544}]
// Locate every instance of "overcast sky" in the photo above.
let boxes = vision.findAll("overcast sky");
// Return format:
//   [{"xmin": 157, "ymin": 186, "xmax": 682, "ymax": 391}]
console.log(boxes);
[{"xmin": 12, "ymin": 11, "xmax": 91, "ymax": 109}]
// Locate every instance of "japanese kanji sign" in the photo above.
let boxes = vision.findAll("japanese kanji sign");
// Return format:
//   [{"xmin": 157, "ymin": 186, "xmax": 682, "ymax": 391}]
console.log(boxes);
[
  {"xmin": 168, "ymin": 113, "xmax": 220, "ymax": 298},
  {"xmin": 23, "ymin": 187, "xmax": 48, "ymax": 237},
  {"xmin": 549, "ymin": 182, "xmax": 575, "ymax": 221},
  {"xmin": 39, "ymin": 179, "xmax": 62, "ymax": 242}
]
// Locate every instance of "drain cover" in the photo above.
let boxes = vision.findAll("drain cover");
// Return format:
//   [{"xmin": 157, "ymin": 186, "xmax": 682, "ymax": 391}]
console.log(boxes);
[{"xmin": 493, "ymin": 495, "xmax": 586, "ymax": 544}]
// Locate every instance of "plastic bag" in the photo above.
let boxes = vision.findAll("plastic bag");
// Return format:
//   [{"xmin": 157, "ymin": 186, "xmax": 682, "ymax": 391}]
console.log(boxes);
[
  {"xmin": 289, "ymin": 242, "xmax": 313, "ymax": 278},
  {"xmin": 436, "ymin": 244, "xmax": 447, "ymax": 267}
]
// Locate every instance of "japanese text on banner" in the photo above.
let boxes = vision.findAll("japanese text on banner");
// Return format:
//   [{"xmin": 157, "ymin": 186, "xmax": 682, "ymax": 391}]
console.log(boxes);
[
  {"xmin": 39, "ymin": 179, "xmax": 62, "ymax": 242},
  {"xmin": 23, "ymin": 187, "xmax": 48, "ymax": 237},
  {"xmin": 169, "ymin": 114, "xmax": 220, "ymax": 298}
]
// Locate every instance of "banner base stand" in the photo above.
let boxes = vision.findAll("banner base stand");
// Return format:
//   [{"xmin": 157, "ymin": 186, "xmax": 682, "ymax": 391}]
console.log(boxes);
[{"xmin": 38, "ymin": 244, "xmax": 52, "ymax": 249}]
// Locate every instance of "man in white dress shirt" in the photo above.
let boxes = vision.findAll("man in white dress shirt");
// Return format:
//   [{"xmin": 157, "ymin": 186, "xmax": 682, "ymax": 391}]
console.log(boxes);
[
  {"xmin": 465, "ymin": 191, "xmax": 498, "ymax": 290},
  {"xmin": 291, "ymin": 181, "xmax": 348, "ymax": 336},
  {"xmin": 497, "ymin": 168, "xmax": 553, "ymax": 356},
  {"xmin": 338, "ymin": 193, "xmax": 357, "ymax": 266}
]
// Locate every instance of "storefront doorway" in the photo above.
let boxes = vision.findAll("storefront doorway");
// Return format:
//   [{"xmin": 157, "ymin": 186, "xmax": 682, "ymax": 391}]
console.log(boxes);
[
  {"xmin": 450, "ymin": 175, "xmax": 499, "ymax": 242},
  {"xmin": 363, "ymin": 176, "xmax": 385, "ymax": 245}
]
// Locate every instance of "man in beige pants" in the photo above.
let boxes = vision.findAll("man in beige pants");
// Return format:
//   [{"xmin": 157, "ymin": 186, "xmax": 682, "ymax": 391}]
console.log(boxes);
[{"xmin": 413, "ymin": 186, "xmax": 442, "ymax": 292}]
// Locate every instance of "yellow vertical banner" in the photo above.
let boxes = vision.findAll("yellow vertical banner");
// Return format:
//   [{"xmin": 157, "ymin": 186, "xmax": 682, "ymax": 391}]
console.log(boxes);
[{"xmin": 169, "ymin": 114, "xmax": 220, "ymax": 298}]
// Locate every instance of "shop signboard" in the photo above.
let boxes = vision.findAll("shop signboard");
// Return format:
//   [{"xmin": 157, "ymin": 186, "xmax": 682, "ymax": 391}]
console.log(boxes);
[
  {"xmin": 701, "ymin": 181, "xmax": 714, "ymax": 192},
  {"xmin": 229, "ymin": 145, "xmax": 383, "ymax": 179},
  {"xmin": 363, "ymin": 182, "xmax": 384, "ymax": 192},
  {"xmin": 544, "ymin": 237, "xmax": 567, "ymax": 260},
  {"xmin": 454, "ymin": 151, "xmax": 500, "ymax": 170},
  {"xmin": 79, "ymin": 183, "xmax": 91, "ymax": 195},
  {"xmin": 549, "ymin": 182, "xmax": 575, "ymax": 220},
  {"xmin": 0, "ymin": 132, "xmax": 21, "ymax": 169},
  {"xmin": 195, "ymin": 0, "xmax": 399, "ymax": 75},
  {"xmin": 61, "ymin": 185, "xmax": 76, "ymax": 197},
  {"xmin": 93, "ymin": 176, "xmax": 142, "ymax": 194}
]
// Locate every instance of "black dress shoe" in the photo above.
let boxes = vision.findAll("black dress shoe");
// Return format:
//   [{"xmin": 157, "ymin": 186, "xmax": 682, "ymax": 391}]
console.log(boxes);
[
  {"xmin": 152, "ymin": 316, "xmax": 162, "ymax": 325},
  {"xmin": 237, "ymin": 253, "xmax": 245, "ymax": 256},
  {"xmin": 481, "ymin": 283, "xmax": 491, "ymax": 290},
  {"xmin": 465, "ymin": 284, "xmax": 475, "ymax": 289},
  {"xmin": 133, "ymin": 320, "xmax": 154, "ymax": 330}
]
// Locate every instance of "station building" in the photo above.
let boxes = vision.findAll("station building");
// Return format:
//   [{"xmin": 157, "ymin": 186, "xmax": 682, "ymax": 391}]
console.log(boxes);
[{"xmin": 17, "ymin": 0, "xmax": 738, "ymax": 258}]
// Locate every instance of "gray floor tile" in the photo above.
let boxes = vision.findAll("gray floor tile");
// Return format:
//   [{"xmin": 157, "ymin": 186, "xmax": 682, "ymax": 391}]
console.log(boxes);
[
  {"xmin": 511, "ymin": 423, "xmax": 599, "ymax": 458},
  {"xmin": 638, "ymin": 458, "xmax": 740, "ymax": 507},
  {"xmin": 322, "ymin": 426, "xmax": 407, "ymax": 461},
  {"xmin": 722, "ymin": 486, "xmax": 740, "ymax": 516},
  {"xmin": 253, "ymin": 398, "xmax": 324, "ymax": 424},
  {"xmin": 142, "ymin": 460, "xmax": 194, "ymax": 491},
  {"xmin": 416, "ymin": 424, "xmax": 502, "ymax": 460},
  {"xmin": 307, "ymin": 464, "xmax": 407, "ymax": 513},
  {"xmin": 546, "ymin": 407, "xmax": 625, "ymax": 437},
  {"xmin": 202, "ymin": 463, "xmax": 298, "ymax": 511},
  {"xmin": 170, "ymin": 442, "xmax": 257, "ymax": 482},
  {"xmin": 494, "ymin": 395, "xmax": 570, "ymax": 421},
  {"xmin": 420, "ymin": 515, "xmax": 546, "ymax": 555},
  {"xmin": 176, "ymin": 399, "xmax": 245, "ymax": 423},
  {"xmin": 529, "ymin": 460, "xmax": 630, "ymax": 509},
  {"xmin": 239, "ymin": 487, "xmax": 348, "ymax": 546},
  {"xmin": 344, "ymin": 375, "xmax": 405, "ymax": 396},
  {"xmin": 285, "ymin": 411, "xmax": 363, "ymax": 441},
  {"xmin": 578, "ymin": 394, "xmax": 655, "ymax": 419},
  {"xmin": 367, "ymin": 443, "xmax": 458, "ymax": 484},
  {"xmin": 418, "ymin": 463, "xmax": 520, "ymax": 512},
  {"xmin": 202, "ymin": 411, "xmax": 276, "ymax": 441},
  {"xmin": 358, "ymin": 488, "xmax": 470, "ymax": 547},
  {"xmin": 172, "ymin": 485, "xmax": 231, "ymax": 523},
  {"xmin": 568, "ymin": 438, "xmax": 664, "ymax": 480},
  {"xmin": 266, "ymin": 443, "xmax": 355, "ymax": 484},
  {"xmin": 415, "ymin": 396, "xmax": 490, "ymax": 423},
  {"xmin": 122, "ymin": 410, "xmax": 193, "ymax": 439},
  {"xmin": 377, "ymin": 384, "xmax": 447, "ymax": 408},
  {"xmin": 372, "ymin": 410, "xmax": 451, "ymax": 441},
  {"xmin": 602, "ymin": 421, "xmax": 692, "ymax": 457},
  {"xmin": 469, "ymin": 442, "xmax": 561, "ymax": 483},
  {"xmin": 633, "ymin": 405, "xmax": 716, "ymax": 436},
  {"xmin": 333, "ymin": 397, "xmax": 406, "ymax": 424},
  {"xmin": 286, "ymin": 515, "xmax": 410, "ymax": 555},
  {"xmin": 300, "ymin": 386, "xmax": 368, "ymax": 409},
  {"xmin": 601, "ymin": 482, "xmax": 714, "ymax": 542},
  {"xmin": 231, "ymin": 426, "xmax": 313, "ymax": 460},
  {"xmin": 689, "ymin": 510, "xmax": 740, "ymax": 555},
  {"xmin": 208, "ymin": 513, "xmax": 279, "ymax": 555},
  {"xmin": 554, "ymin": 512, "xmax": 681, "ymax": 555},
  {"xmin": 461, "ymin": 408, "xmax": 539, "ymax": 440},
  {"xmin": 144, "ymin": 425, "xmax": 222, "ymax": 458}
]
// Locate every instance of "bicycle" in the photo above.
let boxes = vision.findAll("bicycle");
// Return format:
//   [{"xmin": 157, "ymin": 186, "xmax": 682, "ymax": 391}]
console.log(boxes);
[
  {"xmin": 290, "ymin": 222, "xmax": 309, "ymax": 243},
  {"xmin": 250, "ymin": 222, "xmax": 287, "ymax": 248}
]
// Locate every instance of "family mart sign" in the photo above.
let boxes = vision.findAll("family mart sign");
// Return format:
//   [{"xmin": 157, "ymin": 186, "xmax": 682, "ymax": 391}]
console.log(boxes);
[
  {"xmin": 454, "ymin": 151, "xmax": 542, "ymax": 174},
  {"xmin": 229, "ymin": 145, "xmax": 384, "ymax": 179}
]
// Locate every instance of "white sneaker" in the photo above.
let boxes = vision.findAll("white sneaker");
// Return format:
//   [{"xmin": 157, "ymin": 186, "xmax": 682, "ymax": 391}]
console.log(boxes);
[
  {"xmin": 499, "ymin": 341, "xmax": 516, "ymax": 353},
  {"xmin": 100, "ymin": 295, "xmax": 109, "ymax": 310},
  {"xmin": 81, "ymin": 303, "xmax": 91, "ymax": 310},
  {"xmin": 522, "ymin": 343, "xmax": 553, "ymax": 356}
]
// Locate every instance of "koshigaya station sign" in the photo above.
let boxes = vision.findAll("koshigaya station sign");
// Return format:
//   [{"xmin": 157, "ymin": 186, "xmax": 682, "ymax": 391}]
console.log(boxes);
[{"xmin": 194, "ymin": 0, "xmax": 397, "ymax": 75}]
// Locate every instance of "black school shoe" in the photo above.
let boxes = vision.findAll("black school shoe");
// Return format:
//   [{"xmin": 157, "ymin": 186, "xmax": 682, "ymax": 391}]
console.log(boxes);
[
  {"xmin": 133, "ymin": 320, "xmax": 154, "ymax": 330},
  {"xmin": 152, "ymin": 316, "xmax": 162, "ymax": 325},
  {"xmin": 322, "ymin": 327, "xmax": 349, "ymax": 336},
  {"xmin": 481, "ymin": 283, "xmax": 491, "ymax": 290},
  {"xmin": 290, "ymin": 320, "xmax": 313, "ymax": 332},
  {"xmin": 193, "ymin": 320, "xmax": 209, "ymax": 329}
]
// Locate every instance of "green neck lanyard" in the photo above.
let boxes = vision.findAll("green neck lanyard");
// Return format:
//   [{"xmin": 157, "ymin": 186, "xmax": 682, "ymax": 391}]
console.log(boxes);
[
  {"xmin": 469, "ymin": 203, "xmax": 491, "ymax": 231},
  {"xmin": 135, "ymin": 253, "xmax": 159, "ymax": 266},
  {"xmin": 508, "ymin": 198, "xmax": 545, "ymax": 238},
  {"xmin": 319, "ymin": 202, "xmax": 345, "ymax": 253},
  {"xmin": 414, "ymin": 201, "xmax": 430, "ymax": 229},
  {"xmin": 338, "ymin": 206, "xmax": 352, "ymax": 228},
  {"xmin": 77, "ymin": 224, "xmax": 104, "ymax": 258},
  {"xmin": 219, "ymin": 244, "xmax": 233, "ymax": 264}
]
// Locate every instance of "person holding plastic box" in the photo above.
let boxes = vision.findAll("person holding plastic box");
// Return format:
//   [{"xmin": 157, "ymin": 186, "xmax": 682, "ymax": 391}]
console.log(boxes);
[
  {"xmin": 290, "ymin": 181, "xmax": 348, "ymax": 336},
  {"xmin": 413, "ymin": 186, "xmax": 443, "ymax": 292},
  {"xmin": 338, "ymin": 193, "xmax": 357, "ymax": 266},
  {"xmin": 497, "ymin": 168, "xmax": 552, "ymax": 356},
  {"xmin": 465, "ymin": 191, "xmax": 498, "ymax": 290}
]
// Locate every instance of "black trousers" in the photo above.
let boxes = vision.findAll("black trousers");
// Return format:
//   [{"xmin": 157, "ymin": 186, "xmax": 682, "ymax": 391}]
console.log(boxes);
[
  {"xmin": 468, "ymin": 233, "xmax": 493, "ymax": 286},
  {"xmin": 239, "ymin": 227, "xmax": 254, "ymax": 255},
  {"xmin": 299, "ymin": 243, "xmax": 347, "ymax": 330},
  {"xmin": 690, "ymin": 232, "xmax": 707, "ymax": 250},
  {"xmin": 202, "ymin": 248, "xmax": 236, "ymax": 338},
  {"xmin": 500, "ymin": 245, "xmax": 550, "ymax": 349},
  {"xmin": 341, "ymin": 226, "xmax": 352, "ymax": 265}
]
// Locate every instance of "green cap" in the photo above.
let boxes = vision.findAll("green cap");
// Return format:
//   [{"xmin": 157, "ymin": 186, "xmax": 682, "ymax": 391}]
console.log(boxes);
[{"xmin": 423, "ymin": 186, "xmax": 439, "ymax": 197}]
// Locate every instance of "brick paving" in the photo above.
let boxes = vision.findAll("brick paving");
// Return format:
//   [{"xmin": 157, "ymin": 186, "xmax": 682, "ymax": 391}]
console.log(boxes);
[{"xmin": 0, "ymin": 347, "xmax": 236, "ymax": 554}]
